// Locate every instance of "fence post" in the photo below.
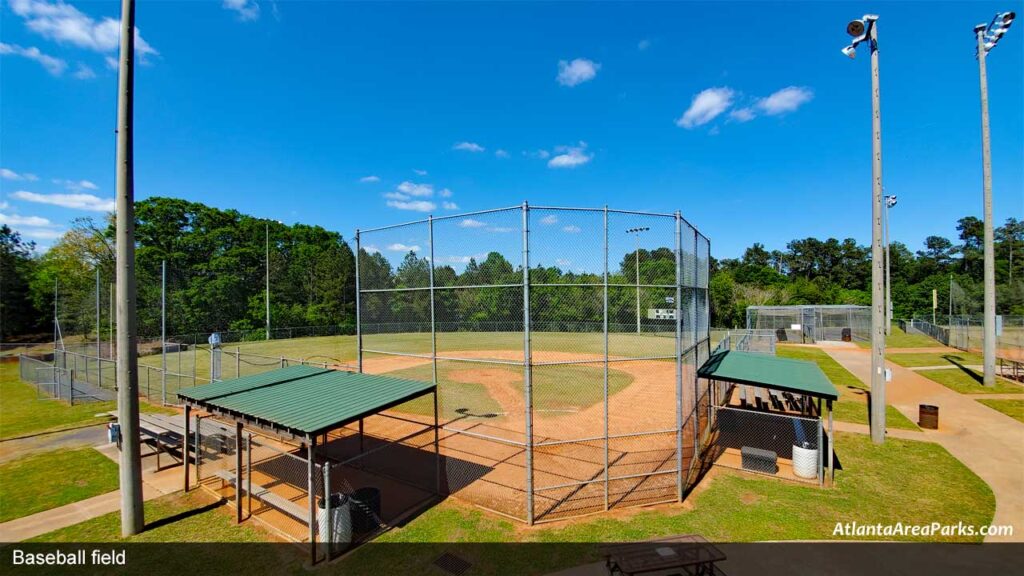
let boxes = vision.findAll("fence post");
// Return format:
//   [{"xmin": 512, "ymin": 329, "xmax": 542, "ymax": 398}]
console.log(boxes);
[
  {"xmin": 603, "ymin": 206, "xmax": 610, "ymax": 511},
  {"xmin": 674, "ymin": 212, "xmax": 684, "ymax": 501},
  {"xmin": 355, "ymin": 229, "xmax": 363, "ymax": 374},
  {"xmin": 69, "ymin": 368, "xmax": 75, "ymax": 406},
  {"xmin": 236, "ymin": 347, "xmax": 240, "ymax": 378},
  {"xmin": 195, "ymin": 416, "xmax": 202, "ymax": 481},
  {"xmin": 817, "ymin": 415, "xmax": 824, "ymax": 487},
  {"xmin": 323, "ymin": 463, "xmax": 332, "ymax": 559},
  {"xmin": 521, "ymin": 201, "xmax": 534, "ymax": 525}
]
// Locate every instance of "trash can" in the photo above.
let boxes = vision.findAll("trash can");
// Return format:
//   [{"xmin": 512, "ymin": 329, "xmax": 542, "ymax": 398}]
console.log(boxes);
[
  {"xmin": 791, "ymin": 442, "xmax": 819, "ymax": 479},
  {"xmin": 107, "ymin": 422, "xmax": 121, "ymax": 447},
  {"xmin": 841, "ymin": 328, "xmax": 852, "ymax": 342},
  {"xmin": 350, "ymin": 487, "xmax": 382, "ymax": 539},
  {"xmin": 919, "ymin": 405, "xmax": 939, "ymax": 430},
  {"xmin": 317, "ymin": 492, "xmax": 352, "ymax": 551}
]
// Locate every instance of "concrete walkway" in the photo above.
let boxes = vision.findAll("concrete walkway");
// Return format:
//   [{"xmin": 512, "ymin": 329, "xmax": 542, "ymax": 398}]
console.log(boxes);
[
  {"xmin": 824, "ymin": 347, "xmax": 1024, "ymax": 542},
  {"xmin": 0, "ymin": 443, "xmax": 189, "ymax": 542},
  {"xmin": 0, "ymin": 423, "xmax": 108, "ymax": 464}
]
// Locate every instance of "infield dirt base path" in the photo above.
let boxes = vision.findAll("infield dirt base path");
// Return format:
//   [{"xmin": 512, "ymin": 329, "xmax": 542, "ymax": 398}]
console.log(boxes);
[{"xmin": 824, "ymin": 346, "xmax": 1024, "ymax": 542}]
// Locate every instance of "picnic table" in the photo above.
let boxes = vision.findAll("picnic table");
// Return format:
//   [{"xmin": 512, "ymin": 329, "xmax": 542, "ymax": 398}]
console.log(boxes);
[
  {"xmin": 108, "ymin": 411, "xmax": 236, "ymax": 470},
  {"xmin": 600, "ymin": 535, "xmax": 726, "ymax": 576}
]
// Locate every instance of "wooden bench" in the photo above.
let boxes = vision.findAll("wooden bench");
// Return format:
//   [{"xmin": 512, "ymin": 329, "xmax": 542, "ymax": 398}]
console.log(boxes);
[
  {"xmin": 213, "ymin": 470, "xmax": 309, "ymax": 523},
  {"xmin": 740, "ymin": 446, "xmax": 777, "ymax": 474},
  {"xmin": 108, "ymin": 411, "xmax": 236, "ymax": 471}
]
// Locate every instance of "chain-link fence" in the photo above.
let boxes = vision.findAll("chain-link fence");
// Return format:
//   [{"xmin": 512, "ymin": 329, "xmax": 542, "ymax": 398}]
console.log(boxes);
[
  {"xmin": 355, "ymin": 204, "xmax": 711, "ymax": 524},
  {"xmin": 714, "ymin": 329, "xmax": 777, "ymax": 355},
  {"xmin": 707, "ymin": 405, "xmax": 823, "ymax": 485},
  {"xmin": 902, "ymin": 315, "xmax": 1024, "ymax": 365},
  {"xmin": 746, "ymin": 305, "xmax": 870, "ymax": 343}
]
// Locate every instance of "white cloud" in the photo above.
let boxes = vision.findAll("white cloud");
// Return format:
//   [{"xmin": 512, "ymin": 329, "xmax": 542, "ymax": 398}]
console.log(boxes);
[
  {"xmin": 0, "ymin": 42, "xmax": 66, "ymax": 75},
  {"xmin": 438, "ymin": 188, "xmax": 453, "ymax": 198},
  {"xmin": 9, "ymin": 0, "xmax": 158, "ymax": 61},
  {"xmin": 729, "ymin": 107, "xmax": 756, "ymax": 122},
  {"xmin": 10, "ymin": 190, "xmax": 115, "ymax": 212},
  {"xmin": 556, "ymin": 58, "xmax": 599, "ymax": 87},
  {"xmin": 488, "ymin": 226, "xmax": 515, "ymax": 233},
  {"xmin": 540, "ymin": 215, "xmax": 558, "ymax": 225},
  {"xmin": 223, "ymin": 0, "xmax": 260, "ymax": 21},
  {"xmin": 453, "ymin": 141, "xmax": 485, "ymax": 153},
  {"xmin": 459, "ymin": 218, "xmax": 487, "ymax": 228},
  {"xmin": 524, "ymin": 149, "xmax": 550, "ymax": 160},
  {"xmin": 383, "ymin": 192, "xmax": 408, "ymax": 200},
  {"xmin": 396, "ymin": 181, "xmax": 433, "ymax": 197},
  {"xmin": 20, "ymin": 227, "xmax": 64, "ymax": 240},
  {"xmin": 1, "ymin": 168, "xmax": 39, "ymax": 181},
  {"xmin": 0, "ymin": 201, "xmax": 7, "ymax": 210},
  {"xmin": 386, "ymin": 199, "xmax": 435, "ymax": 212},
  {"xmin": 53, "ymin": 178, "xmax": 98, "ymax": 192},
  {"xmin": 442, "ymin": 201, "xmax": 459, "ymax": 210},
  {"xmin": 104, "ymin": 55, "xmax": 117, "ymax": 69},
  {"xmin": 676, "ymin": 87, "xmax": 734, "ymax": 129},
  {"xmin": 0, "ymin": 212, "xmax": 57, "ymax": 227},
  {"xmin": 756, "ymin": 86, "xmax": 813, "ymax": 116},
  {"xmin": 547, "ymin": 142, "xmax": 592, "ymax": 169},
  {"xmin": 637, "ymin": 39, "xmax": 651, "ymax": 51},
  {"xmin": 387, "ymin": 243, "xmax": 420, "ymax": 252},
  {"xmin": 362, "ymin": 244, "xmax": 380, "ymax": 254},
  {"xmin": 359, "ymin": 175, "xmax": 380, "ymax": 183},
  {"xmin": 72, "ymin": 62, "xmax": 95, "ymax": 79},
  {"xmin": 413, "ymin": 169, "xmax": 428, "ymax": 176},
  {"xmin": 495, "ymin": 149, "xmax": 509, "ymax": 158},
  {"xmin": 562, "ymin": 225, "xmax": 582, "ymax": 233}
]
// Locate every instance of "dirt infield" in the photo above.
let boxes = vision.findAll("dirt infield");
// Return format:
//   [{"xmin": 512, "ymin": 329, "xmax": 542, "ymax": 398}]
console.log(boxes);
[{"xmin": 348, "ymin": 349, "xmax": 703, "ymax": 522}]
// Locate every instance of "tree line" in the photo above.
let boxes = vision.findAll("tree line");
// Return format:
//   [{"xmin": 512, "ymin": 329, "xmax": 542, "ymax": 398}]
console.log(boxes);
[{"xmin": 1, "ymin": 196, "xmax": 1021, "ymax": 340}]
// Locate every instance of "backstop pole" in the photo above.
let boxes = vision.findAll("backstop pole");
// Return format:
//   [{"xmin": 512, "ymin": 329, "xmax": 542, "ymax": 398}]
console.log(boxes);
[
  {"xmin": 602, "ymin": 206, "xmax": 610, "ymax": 511},
  {"xmin": 355, "ymin": 230, "xmax": 363, "ymax": 374},
  {"xmin": 522, "ymin": 201, "xmax": 534, "ymax": 525},
  {"xmin": 161, "ymin": 260, "xmax": 166, "ymax": 405},
  {"xmin": 674, "ymin": 213, "xmax": 684, "ymax": 501},
  {"xmin": 428, "ymin": 216, "xmax": 438, "ymax": 387}
]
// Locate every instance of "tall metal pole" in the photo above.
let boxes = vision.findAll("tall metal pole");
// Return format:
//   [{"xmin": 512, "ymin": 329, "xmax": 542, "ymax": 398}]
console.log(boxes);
[
  {"xmin": 428, "ymin": 216, "xmax": 438, "ymax": 387},
  {"xmin": 96, "ymin": 268, "xmax": 101, "ymax": 383},
  {"xmin": 868, "ymin": 20, "xmax": 887, "ymax": 444},
  {"xmin": 602, "ymin": 207, "xmax": 610, "ymax": 511},
  {"xmin": 634, "ymin": 233, "xmax": 641, "ymax": 334},
  {"xmin": 977, "ymin": 28, "xmax": 997, "ymax": 387},
  {"xmin": 674, "ymin": 213, "xmax": 684, "ymax": 501},
  {"xmin": 354, "ymin": 230, "xmax": 363, "ymax": 374},
  {"xmin": 265, "ymin": 222, "xmax": 271, "ymax": 341},
  {"xmin": 884, "ymin": 201, "xmax": 891, "ymax": 335},
  {"xmin": 161, "ymin": 260, "xmax": 167, "ymax": 404},
  {"xmin": 521, "ymin": 202, "xmax": 534, "ymax": 525},
  {"xmin": 109, "ymin": 283, "xmax": 114, "ymax": 358},
  {"xmin": 114, "ymin": 0, "xmax": 143, "ymax": 535}
]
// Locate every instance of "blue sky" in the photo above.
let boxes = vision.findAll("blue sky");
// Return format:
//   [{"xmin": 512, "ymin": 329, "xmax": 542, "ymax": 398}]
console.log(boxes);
[{"xmin": 1, "ymin": 0, "xmax": 1022, "ymax": 260}]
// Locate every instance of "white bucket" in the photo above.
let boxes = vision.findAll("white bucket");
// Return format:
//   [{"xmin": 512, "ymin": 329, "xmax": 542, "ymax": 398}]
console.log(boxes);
[{"xmin": 792, "ymin": 444, "xmax": 818, "ymax": 479}]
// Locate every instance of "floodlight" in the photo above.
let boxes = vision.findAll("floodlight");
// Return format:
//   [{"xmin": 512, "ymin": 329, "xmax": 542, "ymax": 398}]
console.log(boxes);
[
  {"xmin": 847, "ymin": 19, "xmax": 865, "ymax": 37},
  {"xmin": 841, "ymin": 45, "xmax": 857, "ymax": 59}
]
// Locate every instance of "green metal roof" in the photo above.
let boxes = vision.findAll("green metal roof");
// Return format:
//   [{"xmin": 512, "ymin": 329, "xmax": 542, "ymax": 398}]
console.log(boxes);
[
  {"xmin": 697, "ymin": 350, "xmax": 839, "ymax": 401},
  {"xmin": 178, "ymin": 367, "xmax": 436, "ymax": 437}
]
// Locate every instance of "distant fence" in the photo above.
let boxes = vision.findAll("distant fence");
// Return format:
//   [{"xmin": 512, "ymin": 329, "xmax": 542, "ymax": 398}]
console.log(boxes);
[
  {"xmin": 713, "ymin": 329, "xmax": 776, "ymax": 356},
  {"xmin": 901, "ymin": 316, "xmax": 1023, "ymax": 362}
]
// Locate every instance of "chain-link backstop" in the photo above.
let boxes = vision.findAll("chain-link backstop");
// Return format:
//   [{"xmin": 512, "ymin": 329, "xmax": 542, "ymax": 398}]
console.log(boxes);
[
  {"xmin": 746, "ymin": 305, "xmax": 870, "ymax": 343},
  {"xmin": 354, "ymin": 203, "xmax": 710, "ymax": 523}
]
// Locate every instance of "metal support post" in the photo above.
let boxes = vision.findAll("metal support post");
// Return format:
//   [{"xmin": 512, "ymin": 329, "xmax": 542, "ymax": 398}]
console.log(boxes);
[
  {"xmin": 236, "ymin": 422, "xmax": 243, "ymax": 523},
  {"xmin": 674, "ymin": 212, "xmax": 684, "ymax": 501},
  {"xmin": 355, "ymin": 230, "xmax": 363, "ymax": 374},
  {"xmin": 307, "ymin": 436, "xmax": 318, "ymax": 563},
  {"xmin": 434, "ymin": 389, "xmax": 441, "ymax": 495},
  {"xmin": 603, "ymin": 206, "xmax": 610, "ymax": 511},
  {"xmin": 522, "ymin": 201, "xmax": 534, "ymax": 524},
  {"xmin": 183, "ymin": 405, "xmax": 191, "ymax": 492},
  {"xmin": 323, "ymin": 463, "xmax": 332, "ymax": 559}
]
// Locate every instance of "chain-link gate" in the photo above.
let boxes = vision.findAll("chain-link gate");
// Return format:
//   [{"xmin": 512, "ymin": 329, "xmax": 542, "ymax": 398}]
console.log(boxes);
[{"xmin": 356, "ymin": 204, "xmax": 710, "ymax": 523}]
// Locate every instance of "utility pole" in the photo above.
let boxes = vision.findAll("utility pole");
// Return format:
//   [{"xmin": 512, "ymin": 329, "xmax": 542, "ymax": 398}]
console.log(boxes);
[
  {"xmin": 161, "ymin": 260, "xmax": 166, "ymax": 405},
  {"xmin": 115, "ymin": 0, "xmax": 143, "ymax": 536},
  {"xmin": 978, "ymin": 25, "xmax": 996, "ymax": 387},
  {"xmin": 626, "ymin": 227, "xmax": 649, "ymax": 334},
  {"xmin": 96, "ymin": 268, "xmax": 101, "ymax": 359},
  {"xmin": 842, "ymin": 14, "xmax": 886, "ymax": 444},
  {"xmin": 265, "ymin": 221, "xmax": 271, "ymax": 341},
  {"xmin": 109, "ymin": 283, "xmax": 114, "ymax": 358}
]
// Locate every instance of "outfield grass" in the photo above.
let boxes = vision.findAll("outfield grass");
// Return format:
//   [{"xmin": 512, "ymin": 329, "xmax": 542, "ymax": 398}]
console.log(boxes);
[
  {"xmin": 30, "ymin": 431, "xmax": 994, "ymax": 575},
  {"xmin": 0, "ymin": 447, "xmax": 119, "ymax": 523},
  {"xmin": 976, "ymin": 399, "xmax": 1024, "ymax": 423},
  {"xmin": 918, "ymin": 367, "xmax": 1023, "ymax": 394},
  {"xmin": 776, "ymin": 346, "xmax": 918, "ymax": 430},
  {"xmin": 887, "ymin": 351, "xmax": 984, "ymax": 368}
]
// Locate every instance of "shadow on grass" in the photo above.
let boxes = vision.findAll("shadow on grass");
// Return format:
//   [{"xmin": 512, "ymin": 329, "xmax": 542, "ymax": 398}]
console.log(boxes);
[
  {"xmin": 945, "ymin": 356, "xmax": 983, "ymax": 384},
  {"xmin": 144, "ymin": 499, "xmax": 224, "ymax": 532}
]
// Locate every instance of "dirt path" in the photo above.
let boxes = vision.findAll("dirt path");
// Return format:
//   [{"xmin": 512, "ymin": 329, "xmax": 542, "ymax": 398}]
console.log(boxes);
[
  {"xmin": 0, "ymin": 423, "xmax": 108, "ymax": 464},
  {"xmin": 824, "ymin": 346, "xmax": 1024, "ymax": 542}
]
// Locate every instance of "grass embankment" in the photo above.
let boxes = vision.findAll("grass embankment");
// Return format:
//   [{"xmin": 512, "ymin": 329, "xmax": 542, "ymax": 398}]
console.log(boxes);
[
  {"xmin": 855, "ymin": 325, "xmax": 945, "ymax": 349},
  {"xmin": 776, "ymin": 346, "xmax": 918, "ymax": 430},
  {"xmin": 887, "ymin": 352, "xmax": 984, "ymax": 368},
  {"xmin": 31, "ymin": 432, "xmax": 994, "ymax": 573},
  {"xmin": 0, "ymin": 368, "xmax": 175, "ymax": 440},
  {"xmin": 918, "ymin": 368, "xmax": 1023, "ymax": 394},
  {"xmin": 976, "ymin": 399, "xmax": 1024, "ymax": 423},
  {"xmin": 0, "ymin": 447, "xmax": 119, "ymax": 523}
]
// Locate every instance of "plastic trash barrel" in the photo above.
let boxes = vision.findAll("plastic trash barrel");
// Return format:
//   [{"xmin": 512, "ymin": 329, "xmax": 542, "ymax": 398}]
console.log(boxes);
[
  {"xmin": 317, "ymin": 492, "xmax": 352, "ymax": 551},
  {"xmin": 791, "ymin": 443, "xmax": 819, "ymax": 479},
  {"xmin": 350, "ymin": 487, "xmax": 382, "ymax": 538}
]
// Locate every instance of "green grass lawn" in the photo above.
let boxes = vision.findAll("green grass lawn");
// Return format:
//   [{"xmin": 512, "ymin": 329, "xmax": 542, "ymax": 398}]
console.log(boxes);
[
  {"xmin": 976, "ymin": 399, "xmax": 1024, "ymax": 423},
  {"xmin": 0, "ymin": 367, "xmax": 176, "ymax": 440},
  {"xmin": 887, "ymin": 352, "xmax": 984, "ymax": 368},
  {"xmin": 775, "ymin": 346, "xmax": 918, "ymax": 430},
  {"xmin": 384, "ymin": 361, "xmax": 633, "ymax": 417},
  {"xmin": 855, "ymin": 325, "xmax": 944, "ymax": 349},
  {"xmin": 30, "ymin": 431, "xmax": 994, "ymax": 575},
  {"xmin": 918, "ymin": 367, "xmax": 1023, "ymax": 394},
  {"xmin": 0, "ymin": 447, "xmax": 119, "ymax": 523}
]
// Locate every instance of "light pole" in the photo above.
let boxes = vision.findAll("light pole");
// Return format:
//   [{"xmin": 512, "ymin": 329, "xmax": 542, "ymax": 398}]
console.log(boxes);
[
  {"xmin": 884, "ymin": 195, "xmax": 897, "ymax": 334},
  {"xmin": 626, "ymin": 227, "xmax": 649, "ymax": 334},
  {"xmin": 974, "ymin": 11, "xmax": 1015, "ymax": 387},
  {"xmin": 842, "ymin": 14, "xmax": 886, "ymax": 444},
  {"xmin": 265, "ymin": 221, "xmax": 270, "ymax": 341}
]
